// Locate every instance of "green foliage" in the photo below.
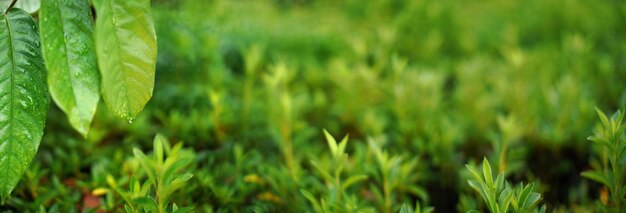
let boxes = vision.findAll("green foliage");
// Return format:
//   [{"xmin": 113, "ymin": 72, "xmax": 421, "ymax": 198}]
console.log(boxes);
[
  {"xmin": 302, "ymin": 130, "xmax": 370, "ymax": 212},
  {"xmin": 0, "ymin": 0, "xmax": 158, "ymax": 200},
  {"xmin": 368, "ymin": 138, "xmax": 429, "ymax": 213},
  {"xmin": 581, "ymin": 108, "xmax": 626, "ymax": 211},
  {"xmin": 0, "ymin": 7, "xmax": 49, "ymax": 201},
  {"xmin": 399, "ymin": 201, "xmax": 434, "ymax": 213},
  {"xmin": 0, "ymin": 0, "xmax": 625, "ymax": 211},
  {"xmin": 466, "ymin": 158, "xmax": 544, "ymax": 213},
  {"xmin": 93, "ymin": 0, "xmax": 157, "ymax": 122},
  {"xmin": 0, "ymin": 0, "xmax": 40, "ymax": 14},
  {"xmin": 109, "ymin": 134, "xmax": 194, "ymax": 213},
  {"xmin": 264, "ymin": 63, "xmax": 300, "ymax": 179},
  {"xmin": 13, "ymin": 0, "xmax": 39, "ymax": 14},
  {"xmin": 40, "ymin": 0, "xmax": 99, "ymax": 137},
  {"xmin": 489, "ymin": 115, "xmax": 524, "ymax": 175}
]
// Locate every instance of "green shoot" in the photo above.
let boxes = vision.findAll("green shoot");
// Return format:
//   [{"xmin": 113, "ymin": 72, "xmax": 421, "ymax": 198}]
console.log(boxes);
[
  {"xmin": 582, "ymin": 108, "xmax": 626, "ymax": 211},
  {"xmin": 109, "ymin": 135, "xmax": 194, "ymax": 213},
  {"xmin": 302, "ymin": 130, "xmax": 369, "ymax": 212},
  {"xmin": 466, "ymin": 158, "xmax": 544, "ymax": 213}
]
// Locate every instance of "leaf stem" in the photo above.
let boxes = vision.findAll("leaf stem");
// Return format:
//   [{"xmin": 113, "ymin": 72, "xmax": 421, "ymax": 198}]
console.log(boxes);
[
  {"xmin": 383, "ymin": 175, "xmax": 391, "ymax": 213},
  {"xmin": 6, "ymin": 0, "xmax": 18, "ymax": 14}
]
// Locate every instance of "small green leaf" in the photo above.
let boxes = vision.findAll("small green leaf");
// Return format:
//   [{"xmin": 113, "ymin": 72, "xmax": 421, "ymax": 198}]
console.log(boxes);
[
  {"xmin": 133, "ymin": 148, "xmax": 156, "ymax": 185},
  {"xmin": 498, "ymin": 187, "xmax": 513, "ymax": 213},
  {"xmin": 516, "ymin": 182, "xmax": 534, "ymax": 209},
  {"xmin": 164, "ymin": 173, "xmax": 193, "ymax": 197},
  {"xmin": 153, "ymin": 134, "xmax": 164, "ymax": 163},
  {"xmin": 310, "ymin": 161, "xmax": 333, "ymax": 183},
  {"xmin": 482, "ymin": 158, "xmax": 494, "ymax": 188},
  {"xmin": 323, "ymin": 129, "xmax": 338, "ymax": 156},
  {"xmin": 495, "ymin": 174, "xmax": 505, "ymax": 192},
  {"xmin": 341, "ymin": 174, "xmax": 367, "ymax": 190},
  {"xmin": 162, "ymin": 158, "xmax": 192, "ymax": 184},
  {"xmin": 14, "ymin": 0, "xmax": 40, "ymax": 14},
  {"xmin": 466, "ymin": 164, "xmax": 484, "ymax": 185},
  {"xmin": 170, "ymin": 173, "xmax": 193, "ymax": 186},
  {"xmin": 523, "ymin": 193, "xmax": 541, "ymax": 209},
  {"xmin": 300, "ymin": 189, "xmax": 322, "ymax": 213},
  {"xmin": 172, "ymin": 206, "xmax": 193, "ymax": 213},
  {"xmin": 399, "ymin": 203, "xmax": 411, "ymax": 213},
  {"xmin": 338, "ymin": 134, "xmax": 349, "ymax": 154},
  {"xmin": 422, "ymin": 206, "xmax": 434, "ymax": 213},
  {"xmin": 134, "ymin": 196, "xmax": 158, "ymax": 212},
  {"xmin": 467, "ymin": 180, "xmax": 482, "ymax": 193},
  {"xmin": 481, "ymin": 182, "xmax": 498, "ymax": 213},
  {"xmin": 93, "ymin": 0, "xmax": 157, "ymax": 121},
  {"xmin": 581, "ymin": 170, "xmax": 610, "ymax": 187},
  {"xmin": 587, "ymin": 135, "xmax": 611, "ymax": 149},
  {"xmin": 0, "ymin": 8, "xmax": 50, "ymax": 199},
  {"xmin": 40, "ymin": 0, "xmax": 99, "ymax": 137},
  {"xmin": 595, "ymin": 107, "xmax": 611, "ymax": 130}
]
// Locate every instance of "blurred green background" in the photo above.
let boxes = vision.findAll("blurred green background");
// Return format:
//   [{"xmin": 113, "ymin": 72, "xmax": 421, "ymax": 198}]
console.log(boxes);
[{"xmin": 3, "ymin": 0, "xmax": 626, "ymax": 212}]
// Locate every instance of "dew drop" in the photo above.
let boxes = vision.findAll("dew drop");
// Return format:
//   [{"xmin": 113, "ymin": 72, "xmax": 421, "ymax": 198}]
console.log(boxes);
[{"xmin": 127, "ymin": 117, "xmax": 134, "ymax": 124}]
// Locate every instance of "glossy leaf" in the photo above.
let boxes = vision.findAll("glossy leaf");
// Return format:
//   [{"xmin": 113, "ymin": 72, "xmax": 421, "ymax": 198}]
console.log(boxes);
[
  {"xmin": 93, "ymin": 0, "xmax": 157, "ymax": 121},
  {"xmin": 0, "ymin": 1, "xmax": 8, "ymax": 12},
  {"xmin": 40, "ymin": 0, "xmax": 99, "ymax": 137},
  {"xmin": 15, "ymin": 0, "xmax": 40, "ymax": 14},
  {"xmin": 0, "ymin": 0, "xmax": 40, "ymax": 14},
  {"xmin": 0, "ymin": 8, "xmax": 49, "ymax": 199}
]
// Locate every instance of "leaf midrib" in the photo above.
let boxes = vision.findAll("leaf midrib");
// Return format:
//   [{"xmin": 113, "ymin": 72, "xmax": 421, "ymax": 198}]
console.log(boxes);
[
  {"xmin": 52, "ymin": 0, "xmax": 80, "ymax": 119},
  {"xmin": 108, "ymin": 0, "xmax": 131, "ymax": 118}
]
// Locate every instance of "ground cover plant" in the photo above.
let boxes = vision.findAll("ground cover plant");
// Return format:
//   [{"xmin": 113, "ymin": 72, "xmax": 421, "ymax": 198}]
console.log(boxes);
[{"xmin": 0, "ymin": 0, "xmax": 625, "ymax": 212}]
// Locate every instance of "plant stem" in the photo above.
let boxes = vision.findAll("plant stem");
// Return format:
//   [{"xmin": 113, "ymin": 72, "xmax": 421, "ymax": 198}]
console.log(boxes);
[
  {"xmin": 499, "ymin": 139, "xmax": 509, "ymax": 174},
  {"xmin": 611, "ymin": 152, "xmax": 621, "ymax": 212},
  {"xmin": 336, "ymin": 172, "xmax": 342, "ymax": 202},
  {"xmin": 383, "ymin": 175, "xmax": 391, "ymax": 213},
  {"xmin": 6, "ymin": 0, "xmax": 18, "ymax": 14},
  {"xmin": 281, "ymin": 124, "xmax": 296, "ymax": 180}
]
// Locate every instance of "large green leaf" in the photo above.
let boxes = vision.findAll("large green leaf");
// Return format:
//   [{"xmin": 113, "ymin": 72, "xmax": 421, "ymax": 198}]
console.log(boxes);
[
  {"xmin": 0, "ymin": 0, "xmax": 40, "ymax": 14},
  {"xmin": 15, "ymin": 0, "xmax": 40, "ymax": 14},
  {"xmin": 93, "ymin": 0, "xmax": 157, "ymax": 122},
  {"xmin": 0, "ymin": 8, "xmax": 49, "ymax": 199},
  {"xmin": 40, "ymin": 0, "xmax": 99, "ymax": 137},
  {"xmin": 0, "ymin": 1, "xmax": 9, "ymax": 12}
]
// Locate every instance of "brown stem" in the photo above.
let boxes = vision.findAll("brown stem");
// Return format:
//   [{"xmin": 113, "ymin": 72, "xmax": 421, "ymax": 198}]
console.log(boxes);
[{"xmin": 6, "ymin": 0, "xmax": 18, "ymax": 14}]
